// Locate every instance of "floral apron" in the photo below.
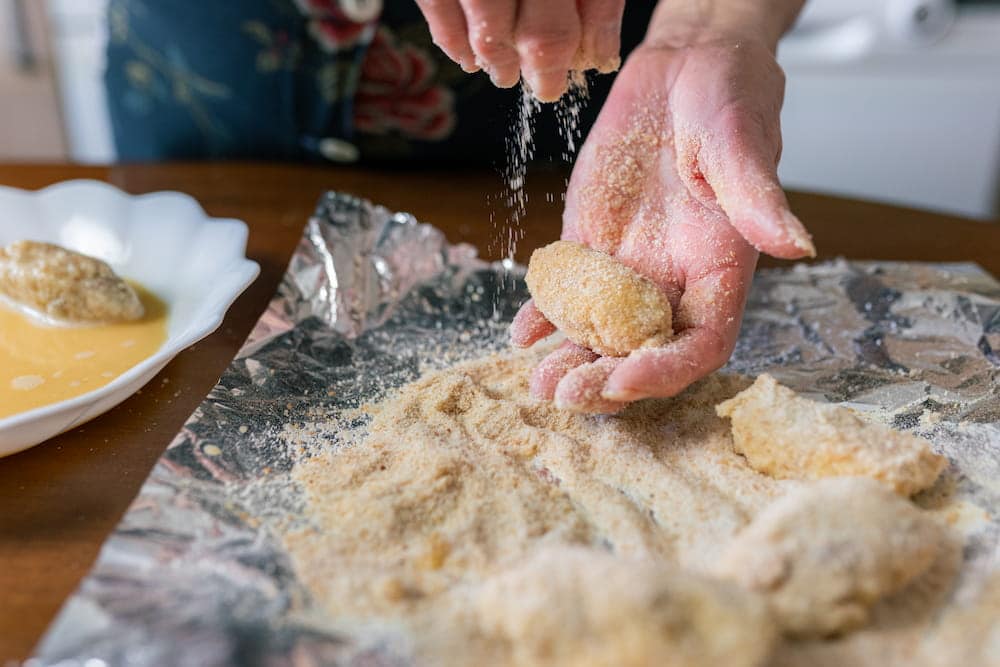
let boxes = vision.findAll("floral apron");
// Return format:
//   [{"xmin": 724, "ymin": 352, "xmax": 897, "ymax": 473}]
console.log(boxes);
[{"xmin": 105, "ymin": 0, "xmax": 654, "ymax": 164}]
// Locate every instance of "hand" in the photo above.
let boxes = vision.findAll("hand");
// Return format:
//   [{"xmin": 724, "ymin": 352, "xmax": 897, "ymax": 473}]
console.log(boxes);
[
  {"xmin": 510, "ymin": 36, "xmax": 815, "ymax": 413},
  {"xmin": 414, "ymin": 0, "xmax": 625, "ymax": 101}
]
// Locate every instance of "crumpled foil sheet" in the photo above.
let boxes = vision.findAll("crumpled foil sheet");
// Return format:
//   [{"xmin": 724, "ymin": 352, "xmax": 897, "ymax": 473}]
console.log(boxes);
[{"xmin": 31, "ymin": 192, "xmax": 1000, "ymax": 666}]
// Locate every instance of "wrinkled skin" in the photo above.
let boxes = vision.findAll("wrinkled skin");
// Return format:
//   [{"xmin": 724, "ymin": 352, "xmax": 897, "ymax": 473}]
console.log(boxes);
[
  {"xmin": 511, "ymin": 40, "xmax": 813, "ymax": 413},
  {"xmin": 415, "ymin": 0, "xmax": 626, "ymax": 100}
]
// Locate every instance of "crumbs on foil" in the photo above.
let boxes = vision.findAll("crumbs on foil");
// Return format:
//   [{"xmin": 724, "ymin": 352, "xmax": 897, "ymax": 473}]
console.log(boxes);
[{"xmin": 30, "ymin": 193, "xmax": 1000, "ymax": 667}]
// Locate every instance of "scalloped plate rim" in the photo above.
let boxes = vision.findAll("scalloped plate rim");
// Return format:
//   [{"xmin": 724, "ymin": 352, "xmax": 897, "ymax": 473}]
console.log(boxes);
[{"xmin": 0, "ymin": 179, "xmax": 260, "ymax": 456}]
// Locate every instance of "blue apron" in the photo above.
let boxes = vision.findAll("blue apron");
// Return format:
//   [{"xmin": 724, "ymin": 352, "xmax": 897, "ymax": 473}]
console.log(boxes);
[{"xmin": 105, "ymin": 0, "xmax": 654, "ymax": 164}]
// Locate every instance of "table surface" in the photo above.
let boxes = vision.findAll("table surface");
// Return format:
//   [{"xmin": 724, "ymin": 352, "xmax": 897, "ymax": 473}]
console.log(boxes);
[{"xmin": 0, "ymin": 162, "xmax": 997, "ymax": 661}]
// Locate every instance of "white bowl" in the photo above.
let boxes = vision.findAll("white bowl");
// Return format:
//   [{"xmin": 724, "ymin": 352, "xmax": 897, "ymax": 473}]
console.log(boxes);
[{"xmin": 0, "ymin": 179, "xmax": 260, "ymax": 457}]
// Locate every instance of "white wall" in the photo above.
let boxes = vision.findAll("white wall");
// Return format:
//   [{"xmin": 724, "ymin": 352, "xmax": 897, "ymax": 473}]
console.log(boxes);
[{"xmin": 779, "ymin": 3, "xmax": 1000, "ymax": 219}]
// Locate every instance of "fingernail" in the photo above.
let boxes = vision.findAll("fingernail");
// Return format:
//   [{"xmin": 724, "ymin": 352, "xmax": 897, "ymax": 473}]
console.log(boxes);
[
  {"xmin": 601, "ymin": 386, "xmax": 641, "ymax": 402},
  {"xmin": 490, "ymin": 68, "xmax": 521, "ymax": 89},
  {"xmin": 794, "ymin": 234, "xmax": 816, "ymax": 258},
  {"xmin": 781, "ymin": 210, "xmax": 816, "ymax": 257},
  {"xmin": 597, "ymin": 55, "xmax": 621, "ymax": 74},
  {"xmin": 553, "ymin": 394, "xmax": 577, "ymax": 411},
  {"xmin": 555, "ymin": 394, "xmax": 622, "ymax": 415},
  {"xmin": 526, "ymin": 71, "xmax": 567, "ymax": 103},
  {"xmin": 460, "ymin": 58, "xmax": 480, "ymax": 73},
  {"xmin": 593, "ymin": 26, "xmax": 622, "ymax": 73}
]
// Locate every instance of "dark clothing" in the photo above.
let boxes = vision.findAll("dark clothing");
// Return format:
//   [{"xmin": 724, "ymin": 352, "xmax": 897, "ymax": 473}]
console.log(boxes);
[{"xmin": 104, "ymin": 0, "xmax": 655, "ymax": 165}]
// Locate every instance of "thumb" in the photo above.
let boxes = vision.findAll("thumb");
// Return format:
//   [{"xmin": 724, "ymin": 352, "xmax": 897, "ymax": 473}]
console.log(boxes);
[
  {"xmin": 684, "ymin": 110, "xmax": 816, "ymax": 260},
  {"xmin": 510, "ymin": 299, "xmax": 556, "ymax": 348}
]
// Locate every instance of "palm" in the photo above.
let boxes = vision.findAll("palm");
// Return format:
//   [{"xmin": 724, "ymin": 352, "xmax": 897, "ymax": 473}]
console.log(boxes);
[{"xmin": 512, "ymin": 41, "xmax": 811, "ymax": 412}]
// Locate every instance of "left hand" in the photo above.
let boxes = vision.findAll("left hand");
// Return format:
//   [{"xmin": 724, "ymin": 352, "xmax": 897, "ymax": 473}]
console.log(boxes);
[{"xmin": 510, "ymin": 36, "xmax": 814, "ymax": 413}]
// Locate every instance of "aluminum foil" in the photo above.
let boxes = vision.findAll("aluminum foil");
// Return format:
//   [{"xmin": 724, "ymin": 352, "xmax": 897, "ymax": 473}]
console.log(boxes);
[{"xmin": 31, "ymin": 192, "xmax": 1000, "ymax": 666}]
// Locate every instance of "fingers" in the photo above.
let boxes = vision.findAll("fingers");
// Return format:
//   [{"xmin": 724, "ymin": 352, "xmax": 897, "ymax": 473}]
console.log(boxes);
[
  {"xmin": 604, "ymin": 262, "xmax": 753, "ymax": 401},
  {"xmin": 415, "ymin": 0, "xmax": 479, "ymax": 72},
  {"xmin": 602, "ymin": 329, "xmax": 729, "ymax": 402},
  {"xmin": 554, "ymin": 357, "xmax": 626, "ymax": 414},
  {"xmin": 527, "ymin": 262, "xmax": 751, "ymax": 409},
  {"xmin": 424, "ymin": 0, "xmax": 600, "ymax": 99},
  {"xmin": 514, "ymin": 0, "xmax": 582, "ymax": 101},
  {"xmin": 530, "ymin": 341, "xmax": 598, "ymax": 400},
  {"xmin": 688, "ymin": 107, "xmax": 815, "ymax": 260},
  {"xmin": 459, "ymin": 0, "xmax": 520, "ymax": 87},
  {"xmin": 709, "ymin": 134, "xmax": 814, "ymax": 259},
  {"xmin": 577, "ymin": 0, "xmax": 625, "ymax": 73},
  {"xmin": 669, "ymin": 41, "xmax": 815, "ymax": 260},
  {"xmin": 510, "ymin": 299, "xmax": 556, "ymax": 347}
]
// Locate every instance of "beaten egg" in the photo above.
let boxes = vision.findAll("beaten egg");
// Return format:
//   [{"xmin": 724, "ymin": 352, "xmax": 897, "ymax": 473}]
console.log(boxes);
[{"xmin": 0, "ymin": 285, "xmax": 168, "ymax": 420}]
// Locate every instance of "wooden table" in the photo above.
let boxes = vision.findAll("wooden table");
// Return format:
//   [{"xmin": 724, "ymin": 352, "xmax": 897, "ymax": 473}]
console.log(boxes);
[{"xmin": 0, "ymin": 162, "xmax": 997, "ymax": 661}]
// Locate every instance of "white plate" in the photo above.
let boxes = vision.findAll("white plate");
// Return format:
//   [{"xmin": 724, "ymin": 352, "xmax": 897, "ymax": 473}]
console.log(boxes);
[{"xmin": 0, "ymin": 179, "xmax": 260, "ymax": 457}]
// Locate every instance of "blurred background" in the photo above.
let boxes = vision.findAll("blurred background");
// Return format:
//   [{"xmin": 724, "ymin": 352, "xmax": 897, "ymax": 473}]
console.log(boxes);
[{"xmin": 1, "ymin": 0, "xmax": 998, "ymax": 219}]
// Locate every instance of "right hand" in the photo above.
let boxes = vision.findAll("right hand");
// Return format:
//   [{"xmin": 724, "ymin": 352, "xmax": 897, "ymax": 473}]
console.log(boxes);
[
  {"xmin": 510, "ymin": 35, "xmax": 814, "ymax": 413},
  {"xmin": 414, "ymin": 0, "xmax": 625, "ymax": 101}
]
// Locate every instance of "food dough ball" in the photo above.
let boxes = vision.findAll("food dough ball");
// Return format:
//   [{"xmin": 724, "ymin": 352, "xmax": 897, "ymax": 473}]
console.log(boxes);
[
  {"xmin": 715, "ymin": 374, "xmax": 945, "ymax": 496},
  {"xmin": 476, "ymin": 545, "xmax": 776, "ymax": 667},
  {"xmin": 715, "ymin": 477, "xmax": 945, "ymax": 638},
  {"xmin": 525, "ymin": 241, "xmax": 672, "ymax": 357},
  {"xmin": 0, "ymin": 240, "xmax": 143, "ymax": 324}
]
